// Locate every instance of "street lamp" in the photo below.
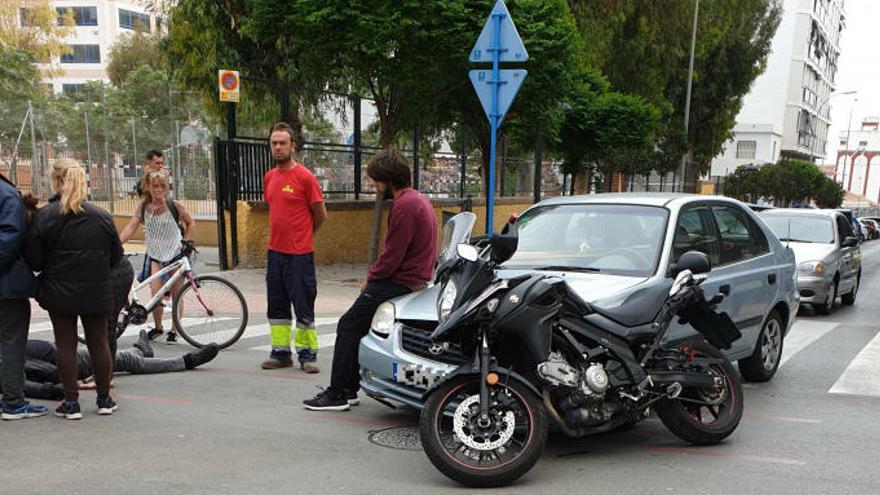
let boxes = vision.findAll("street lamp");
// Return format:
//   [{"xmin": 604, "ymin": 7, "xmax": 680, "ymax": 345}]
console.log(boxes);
[
  {"xmin": 839, "ymin": 98, "xmax": 860, "ymax": 190},
  {"xmin": 810, "ymin": 90, "xmax": 857, "ymax": 163}
]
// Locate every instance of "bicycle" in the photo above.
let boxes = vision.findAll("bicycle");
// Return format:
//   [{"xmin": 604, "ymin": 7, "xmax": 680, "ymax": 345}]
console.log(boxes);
[{"xmin": 79, "ymin": 240, "xmax": 249, "ymax": 349}]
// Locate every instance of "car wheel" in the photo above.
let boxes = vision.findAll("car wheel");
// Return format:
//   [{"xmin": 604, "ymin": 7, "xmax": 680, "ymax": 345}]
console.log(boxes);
[
  {"xmin": 842, "ymin": 274, "xmax": 859, "ymax": 306},
  {"xmin": 739, "ymin": 310, "xmax": 784, "ymax": 383},
  {"xmin": 813, "ymin": 280, "xmax": 837, "ymax": 316}
]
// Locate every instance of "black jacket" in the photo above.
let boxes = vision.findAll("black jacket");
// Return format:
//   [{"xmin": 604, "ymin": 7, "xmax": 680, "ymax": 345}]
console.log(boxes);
[
  {"xmin": 25, "ymin": 196, "xmax": 122, "ymax": 315},
  {"xmin": 0, "ymin": 174, "xmax": 36, "ymax": 299}
]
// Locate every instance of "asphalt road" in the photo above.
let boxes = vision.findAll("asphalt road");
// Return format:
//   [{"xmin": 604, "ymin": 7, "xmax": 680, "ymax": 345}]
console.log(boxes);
[{"xmin": 3, "ymin": 244, "xmax": 880, "ymax": 494}]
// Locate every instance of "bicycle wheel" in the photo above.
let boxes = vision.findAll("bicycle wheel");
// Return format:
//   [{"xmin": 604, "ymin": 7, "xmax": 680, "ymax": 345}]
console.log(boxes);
[
  {"xmin": 76, "ymin": 317, "xmax": 126, "ymax": 345},
  {"xmin": 173, "ymin": 275, "xmax": 248, "ymax": 349}
]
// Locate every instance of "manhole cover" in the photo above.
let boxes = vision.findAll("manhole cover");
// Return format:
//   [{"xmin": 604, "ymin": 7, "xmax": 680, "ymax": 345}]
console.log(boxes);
[{"xmin": 368, "ymin": 426, "xmax": 422, "ymax": 451}]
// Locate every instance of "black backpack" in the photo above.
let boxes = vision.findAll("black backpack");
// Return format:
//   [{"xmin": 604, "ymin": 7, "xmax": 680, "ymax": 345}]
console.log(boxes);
[{"xmin": 139, "ymin": 198, "xmax": 185, "ymax": 236}]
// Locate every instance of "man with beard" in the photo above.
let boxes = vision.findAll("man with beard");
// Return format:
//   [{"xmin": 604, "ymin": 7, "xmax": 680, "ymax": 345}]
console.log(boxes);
[
  {"xmin": 260, "ymin": 122, "xmax": 327, "ymax": 373},
  {"xmin": 304, "ymin": 148, "xmax": 437, "ymax": 411}
]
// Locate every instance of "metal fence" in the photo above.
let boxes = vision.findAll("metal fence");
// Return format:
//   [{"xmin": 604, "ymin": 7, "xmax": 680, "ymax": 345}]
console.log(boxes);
[{"xmin": 0, "ymin": 104, "xmax": 218, "ymax": 218}]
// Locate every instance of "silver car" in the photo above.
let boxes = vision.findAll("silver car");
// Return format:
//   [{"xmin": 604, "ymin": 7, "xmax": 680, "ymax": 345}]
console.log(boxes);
[
  {"xmin": 759, "ymin": 209, "xmax": 861, "ymax": 315},
  {"xmin": 359, "ymin": 194, "xmax": 799, "ymax": 408}
]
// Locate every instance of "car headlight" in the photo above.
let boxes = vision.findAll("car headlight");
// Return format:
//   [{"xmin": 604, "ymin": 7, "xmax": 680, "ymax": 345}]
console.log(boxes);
[
  {"xmin": 370, "ymin": 302, "xmax": 395, "ymax": 338},
  {"xmin": 798, "ymin": 261, "xmax": 826, "ymax": 275},
  {"xmin": 437, "ymin": 280, "xmax": 458, "ymax": 322}
]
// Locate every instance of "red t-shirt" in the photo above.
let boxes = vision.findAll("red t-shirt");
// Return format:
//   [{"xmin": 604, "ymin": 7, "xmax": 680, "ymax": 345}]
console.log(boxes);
[{"xmin": 264, "ymin": 163, "xmax": 324, "ymax": 255}]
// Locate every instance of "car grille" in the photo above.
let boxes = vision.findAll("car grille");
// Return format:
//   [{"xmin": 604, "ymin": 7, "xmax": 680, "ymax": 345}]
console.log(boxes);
[{"xmin": 399, "ymin": 323, "xmax": 468, "ymax": 365}]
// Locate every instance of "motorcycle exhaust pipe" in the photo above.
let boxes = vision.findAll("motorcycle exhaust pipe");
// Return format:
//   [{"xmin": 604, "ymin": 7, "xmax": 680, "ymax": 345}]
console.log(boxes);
[{"xmin": 542, "ymin": 389, "xmax": 584, "ymax": 438}]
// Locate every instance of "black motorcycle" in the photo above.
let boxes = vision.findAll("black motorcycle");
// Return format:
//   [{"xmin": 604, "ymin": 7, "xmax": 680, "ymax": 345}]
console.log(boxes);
[{"xmin": 419, "ymin": 228, "xmax": 744, "ymax": 488}]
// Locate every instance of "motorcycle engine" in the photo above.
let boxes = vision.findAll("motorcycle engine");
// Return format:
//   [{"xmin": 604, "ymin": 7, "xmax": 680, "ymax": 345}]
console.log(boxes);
[{"xmin": 538, "ymin": 353, "xmax": 618, "ymax": 427}]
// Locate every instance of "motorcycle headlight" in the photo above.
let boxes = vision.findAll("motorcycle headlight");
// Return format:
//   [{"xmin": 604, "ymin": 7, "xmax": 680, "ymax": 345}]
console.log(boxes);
[
  {"xmin": 437, "ymin": 280, "xmax": 458, "ymax": 322},
  {"xmin": 797, "ymin": 261, "xmax": 825, "ymax": 275},
  {"xmin": 370, "ymin": 302, "xmax": 396, "ymax": 338}
]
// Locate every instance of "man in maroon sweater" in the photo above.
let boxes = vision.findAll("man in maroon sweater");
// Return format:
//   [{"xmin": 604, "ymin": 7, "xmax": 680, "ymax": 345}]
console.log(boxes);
[{"xmin": 304, "ymin": 148, "xmax": 437, "ymax": 411}]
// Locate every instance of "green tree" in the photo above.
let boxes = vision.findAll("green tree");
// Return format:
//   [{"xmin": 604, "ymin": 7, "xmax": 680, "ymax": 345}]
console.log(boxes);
[
  {"xmin": 570, "ymin": 0, "xmax": 782, "ymax": 177},
  {"xmin": 107, "ymin": 31, "xmax": 167, "ymax": 86}
]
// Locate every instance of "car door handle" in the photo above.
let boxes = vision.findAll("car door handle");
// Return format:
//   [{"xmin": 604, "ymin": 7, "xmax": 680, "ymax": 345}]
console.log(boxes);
[
  {"xmin": 719, "ymin": 285, "xmax": 730, "ymax": 295},
  {"xmin": 768, "ymin": 274, "xmax": 777, "ymax": 285}
]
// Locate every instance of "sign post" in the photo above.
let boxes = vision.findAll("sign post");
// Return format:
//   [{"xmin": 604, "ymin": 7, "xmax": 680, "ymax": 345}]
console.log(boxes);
[{"xmin": 469, "ymin": 0, "xmax": 528, "ymax": 235}]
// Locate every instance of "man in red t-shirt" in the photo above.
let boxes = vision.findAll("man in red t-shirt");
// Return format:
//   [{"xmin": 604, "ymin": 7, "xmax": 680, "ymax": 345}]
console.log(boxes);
[
  {"xmin": 304, "ymin": 148, "xmax": 437, "ymax": 411},
  {"xmin": 261, "ymin": 122, "xmax": 327, "ymax": 373}
]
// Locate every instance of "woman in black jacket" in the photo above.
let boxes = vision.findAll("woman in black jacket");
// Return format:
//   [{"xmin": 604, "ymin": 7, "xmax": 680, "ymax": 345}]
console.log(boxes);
[{"xmin": 26, "ymin": 158, "xmax": 122, "ymax": 420}]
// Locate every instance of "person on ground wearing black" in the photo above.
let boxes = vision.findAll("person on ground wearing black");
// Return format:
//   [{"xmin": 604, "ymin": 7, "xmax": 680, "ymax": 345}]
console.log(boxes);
[
  {"xmin": 25, "ymin": 158, "xmax": 123, "ymax": 420},
  {"xmin": 0, "ymin": 331, "xmax": 220, "ymax": 400},
  {"xmin": 0, "ymin": 174, "xmax": 47, "ymax": 420},
  {"xmin": 303, "ymin": 148, "xmax": 438, "ymax": 411}
]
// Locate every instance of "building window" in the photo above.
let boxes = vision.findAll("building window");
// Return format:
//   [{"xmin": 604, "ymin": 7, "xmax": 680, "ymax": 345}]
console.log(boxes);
[
  {"xmin": 62, "ymin": 84, "xmax": 85, "ymax": 95},
  {"xmin": 860, "ymin": 140, "xmax": 868, "ymax": 147},
  {"xmin": 119, "ymin": 9, "xmax": 151, "ymax": 32},
  {"xmin": 56, "ymin": 6, "xmax": 98, "ymax": 26},
  {"xmin": 840, "ymin": 140, "xmax": 847, "ymax": 146},
  {"xmin": 60, "ymin": 44, "xmax": 101, "ymax": 64},
  {"xmin": 736, "ymin": 141, "xmax": 757, "ymax": 159}
]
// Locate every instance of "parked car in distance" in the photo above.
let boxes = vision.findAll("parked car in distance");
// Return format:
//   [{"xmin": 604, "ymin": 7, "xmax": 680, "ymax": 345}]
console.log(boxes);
[
  {"xmin": 359, "ymin": 194, "xmax": 799, "ymax": 409},
  {"xmin": 747, "ymin": 203, "xmax": 775, "ymax": 212},
  {"xmin": 760, "ymin": 209, "xmax": 861, "ymax": 315},
  {"xmin": 862, "ymin": 219, "xmax": 879, "ymax": 240}
]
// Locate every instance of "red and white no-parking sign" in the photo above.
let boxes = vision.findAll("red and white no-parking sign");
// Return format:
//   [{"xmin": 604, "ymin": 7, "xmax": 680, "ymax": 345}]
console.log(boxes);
[{"xmin": 218, "ymin": 70, "xmax": 240, "ymax": 102}]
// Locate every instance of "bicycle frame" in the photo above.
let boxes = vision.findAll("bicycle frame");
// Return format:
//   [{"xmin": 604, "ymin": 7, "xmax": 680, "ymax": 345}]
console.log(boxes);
[{"xmin": 129, "ymin": 256, "xmax": 195, "ymax": 313}]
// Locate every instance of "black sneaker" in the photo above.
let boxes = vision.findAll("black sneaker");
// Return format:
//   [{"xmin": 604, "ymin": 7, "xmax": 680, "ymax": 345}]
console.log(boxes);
[
  {"xmin": 183, "ymin": 343, "xmax": 220, "ymax": 369},
  {"xmin": 55, "ymin": 401, "xmax": 82, "ymax": 420},
  {"xmin": 165, "ymin": 332, "xmax": 178, "ymax": 344},
  {"xmin": 346, "ymin": 391, "xmax": 360, "ymax": 406},
  {"xmin": 134, "ymin": 330, "xmax": 154, "ymax": 358},
  {"xmin": 97, "ymin": 396, "xmax": 118, "ymax": 415},
  {"xmin": 146, "ymin": 327, "xmax": 164, "ymax": 340},
  {"xmin": 303, "ymin": 388, "xmax": 349, "ymax": 411}
]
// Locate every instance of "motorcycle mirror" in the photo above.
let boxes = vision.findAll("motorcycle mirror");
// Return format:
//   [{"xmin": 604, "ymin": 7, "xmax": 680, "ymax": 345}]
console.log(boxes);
[
  {"xmin": 489, "ymin": 231, "xmax": 518, "ymax": 264},
  {"xmin": 456, "ymin": 243, "xmax": 479, "ymax": 262},
  {"xmin": 671, "ymin": 251, "xmax": 711, "ymax": 278}
]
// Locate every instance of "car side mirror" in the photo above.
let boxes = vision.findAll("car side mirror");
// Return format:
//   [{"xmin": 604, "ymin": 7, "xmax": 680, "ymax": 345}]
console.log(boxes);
[
  {"xmin": 842, "ymin": 236, "xmax": 858, "ymax": 248},
  {"xmin": 456, "ymin": 243, "xmax": 479, "ymax": 262},
  {"xmin": 670, "ymin": 251, "xmax": 711, "ymax": 278}
]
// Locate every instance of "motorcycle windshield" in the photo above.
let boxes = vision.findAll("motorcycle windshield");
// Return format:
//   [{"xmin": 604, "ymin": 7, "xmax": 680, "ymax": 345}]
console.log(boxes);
[{"xmin": 436, "ymin": 212, "xmax": 478, "ymax": 267}]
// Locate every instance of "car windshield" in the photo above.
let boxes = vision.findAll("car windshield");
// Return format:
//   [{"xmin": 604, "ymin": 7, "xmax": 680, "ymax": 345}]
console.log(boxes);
[
  {"xmin": 761, "ymin": 215, "xmax": 834, "ymax": 244},
  {"xmin": 503, "ymin": 204, "xmax": 668, "ymax": 277}
]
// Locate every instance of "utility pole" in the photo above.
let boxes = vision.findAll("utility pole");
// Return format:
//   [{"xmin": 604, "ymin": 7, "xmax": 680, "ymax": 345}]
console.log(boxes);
[
  {"xmin": 28, "ymin": 101, "xmax": 38, "ymax": 192},
  {"xmin": 680, "ymin": 0, "xmax": 700, "ymax": 192},
  {"xmin": 131, "ymin": 119, "xmax": 138, "ymax": 167}
]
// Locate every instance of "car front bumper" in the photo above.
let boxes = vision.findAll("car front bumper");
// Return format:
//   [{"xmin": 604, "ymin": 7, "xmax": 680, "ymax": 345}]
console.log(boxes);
[
  {"xmin": 797, "ymin": 274, "xmax": 833, "ymax": 305},
  {"xmin": 358, "ymin": 324, "xmax": 459, "ymax": 410}
]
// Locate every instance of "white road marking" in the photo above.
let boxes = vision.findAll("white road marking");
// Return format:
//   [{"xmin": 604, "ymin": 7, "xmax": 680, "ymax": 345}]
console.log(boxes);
[
  {"xmin": 829, "ymin": 330, "xmax": 880, "ymax": 397},
  {"xmin": 779, "ymin": 320, "xmax": 840, "ymax": 367}
]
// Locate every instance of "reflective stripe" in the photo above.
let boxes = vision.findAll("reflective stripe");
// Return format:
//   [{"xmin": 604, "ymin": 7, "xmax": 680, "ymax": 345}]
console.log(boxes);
[
  {"xmin": 270, "ymin": 324, "xmax": 291, "ymax": 347},
  {"xmin": 294, "ymin": 327, "xmax": 318, "ymax": 352}
]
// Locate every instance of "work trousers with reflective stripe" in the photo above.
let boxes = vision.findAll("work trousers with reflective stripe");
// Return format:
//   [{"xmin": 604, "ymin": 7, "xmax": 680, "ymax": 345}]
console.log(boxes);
[{"xmin": 266, "ymin": 250, "xmax": 317, "ymax": 363}]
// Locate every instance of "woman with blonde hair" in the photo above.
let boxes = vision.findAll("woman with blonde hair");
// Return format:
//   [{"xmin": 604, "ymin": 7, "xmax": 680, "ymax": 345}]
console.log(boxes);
[
  {"xmin": 119, "ymin": 171, "xmax": 194, "ymax": 343},
  {"xmin": 26, "ymin": 158, "xmax": 122, "ymax": 420}
]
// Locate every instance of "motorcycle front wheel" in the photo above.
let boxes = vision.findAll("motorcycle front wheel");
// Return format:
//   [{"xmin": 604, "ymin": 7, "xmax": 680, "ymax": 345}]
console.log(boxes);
[
  {"xmin": 654, "ymin": 345, "xmax": 743, "ymax": 445},
  {"xmin": 419, "ymin": 375, "xmax": 548, "ymax": 488}
]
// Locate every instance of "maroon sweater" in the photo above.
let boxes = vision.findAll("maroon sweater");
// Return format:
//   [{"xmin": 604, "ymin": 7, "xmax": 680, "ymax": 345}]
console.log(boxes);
[{"xmin": 367, "ymin": 189, "xmax": 437, "ymax": 289}]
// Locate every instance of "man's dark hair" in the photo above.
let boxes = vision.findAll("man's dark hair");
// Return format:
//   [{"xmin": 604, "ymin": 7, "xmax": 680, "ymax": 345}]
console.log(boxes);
[
  {"xmin": 367, "ymin": 148, "xmax": 412, "ymax": 190},
  {"xmin": 145, "ymin": 150, "xmax": 163, "ymax": 161},
  {"xmin": 268, "ymin": 122, "xmax": 297, "ymax": 146}
]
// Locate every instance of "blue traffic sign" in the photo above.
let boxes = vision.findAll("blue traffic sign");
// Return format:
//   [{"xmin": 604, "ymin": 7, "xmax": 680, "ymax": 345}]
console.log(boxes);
[
  {"xmin": 469, "ymin": 69, "xmax": 527, "ymax": 126},
  {"xmin": 470, "ymin": 0, "xmax": 529, "ymax": 63},
  {"xmin": 469, "ymin": 0, "xmax": 528, "ymax": 236}
]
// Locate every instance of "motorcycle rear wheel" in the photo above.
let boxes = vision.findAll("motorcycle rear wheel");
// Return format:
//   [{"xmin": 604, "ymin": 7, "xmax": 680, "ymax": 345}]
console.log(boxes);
[
  {"xmin": 419, "ymin": 375, "xmax": 548, "ymax": 488},
  {"xmin": 654, "ymin": 346, "xmax": 743, "ymax": 445}
]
